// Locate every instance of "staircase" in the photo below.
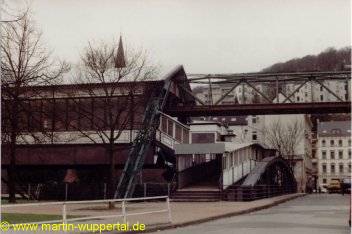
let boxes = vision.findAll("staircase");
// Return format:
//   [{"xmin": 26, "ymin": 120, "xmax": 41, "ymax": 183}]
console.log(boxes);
[
  {"xmin": 171, "ymin": 189, "xmax": 221, "ymax": 202},
  {"xmin": 114, "ymin": 80, "xmax": 172, "ymax": 199}
]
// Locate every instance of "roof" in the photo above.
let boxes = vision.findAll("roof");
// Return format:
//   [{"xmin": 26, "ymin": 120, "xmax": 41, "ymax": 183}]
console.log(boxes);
[
  {"xmin": 174, "ymin": 142, "xmax": 269, "ymax": 155},
  {"xmin": 4, "ymin": 65, "xmax": 196, "ymax": 105},
  {"xmin": 190, "ymin": 116, "xmax": 248, "ymax": 126},
  {"xmin": 318, "ymin": 121, "xmax": 351, "ymax": 137},
  {"xmin": 162, "ymin": 65, "xmax": 196, "ymax": 105},
  {"xmin": 189, "ymin": 120, "xmax": 223, "ymax": 127}
]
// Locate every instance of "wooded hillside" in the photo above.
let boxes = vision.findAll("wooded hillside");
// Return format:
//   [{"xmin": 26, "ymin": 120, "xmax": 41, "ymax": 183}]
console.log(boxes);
[{"xmin": 262, "ymin": 47, "xmax": 351, "ymax": 72}]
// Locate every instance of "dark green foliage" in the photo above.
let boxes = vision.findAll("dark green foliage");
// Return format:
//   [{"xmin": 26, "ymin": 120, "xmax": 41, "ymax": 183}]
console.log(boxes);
[{"xmin": 262, "ymin": 47, "xmax": 351, "ymax": 72}]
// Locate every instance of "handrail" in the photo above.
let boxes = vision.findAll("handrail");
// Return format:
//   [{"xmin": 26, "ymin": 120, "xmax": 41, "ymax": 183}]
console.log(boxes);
[
  {"xmin": 2, "ymin": 196, "xmax": 172, "ymax": 225},
  {"xmin": 159, "ymin": 112, "xmax": 190, "ymax": 130},
  {"xmin": 1, "ymin": 195, "xmax": 168, "ymax": 207}
]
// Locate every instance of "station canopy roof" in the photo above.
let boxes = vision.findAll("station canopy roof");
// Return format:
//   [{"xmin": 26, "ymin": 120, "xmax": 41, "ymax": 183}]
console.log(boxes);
[{"xmin": 175, "ymin": 142, "xmax": 269, "ymax": 155}]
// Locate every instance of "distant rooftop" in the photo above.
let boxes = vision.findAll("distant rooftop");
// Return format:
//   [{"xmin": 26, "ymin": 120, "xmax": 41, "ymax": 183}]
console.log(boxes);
[
  {"xmin": 191, "ymin": 116, "xmax": 248, "ymax": 126},
  {"xmin": 317, "ymin": 121, "xmax": 351, "ymax": 137}
]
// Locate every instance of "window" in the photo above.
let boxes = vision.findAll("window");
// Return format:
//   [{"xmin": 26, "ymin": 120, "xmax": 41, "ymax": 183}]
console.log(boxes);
[
  {"xmin": 252, "ymin": 117, "xmax": 257, "ymax": 124},
  {"xmin": 320, "ymin": 86, "xmax": 323, "ymax": 92},
  {"xmin": 161, "ymin": 116, "xmax": 167, "ymax": 132},
  {"xmin": 167, "ymin": 119, "xmax": 174, "ymax": 136},
  {"xmin": 54, "ymin": 99, "xmax": 67, "ymax": 131},
  {"xmin": 348, "ymin": 150, "xmax": 351, "ymax": 159},
  {"xmin": 322, "ymin": 151, "xmax": 327, "ymax": 159},
  {"xmin": 222, "ymin": 89, "xmax": 231, "ymax": 93},
  {"xmin": 322, "ymin": 140, "xmax": 326, "ymax": 147},
  {"xmin": 322, "ymin": 164, "xmax": 327, "ymax": 173},
  {"xmin": 338, "ymin": 139, "xmax": 343, "ymax": 147},
  {"xmin": 322, "ymin": 178, "xmax": 327, "ymax": 184},
  {"xmin": 223, "ymin": 157, "xmax": 227, "ymax": 170},
  {"xmin": 312, "ymin": 162, "xmax": 317, "ymax": 169},
  {"xmin": 338, "ymin": 150, "xmax": 343, "ymax": 159},
  {"xmin": 332, "ymin": 129, "xmax": 341, "ymax": 134},
  {"xmin": 67, "ymin": 99, "xmax": 80, "ymax": 130},
  {"xmin": 252, "ymin": 131, "xmax": 257, "ymax": 141},
  {"xmin": 330, "ymin": 150, "xmax": 335, "ymax": 159},
  {"xmin": 43, "ymin": 119, "xmax": 50, "ymax": 130},
  {"xmin": 349, "ymin": 139, "xmax": 351, "ymax": 147},
  {"xmin": 339, "ymin": 164, "xmax": 344, "ymax": 173},
  {"xmin": 331, "ymin": 164, "xmax": 335, "ymax": 174},
  {"xmin": 175, "ymin": 124, "xmax": 182, "ymax": 142},
  {"xmin": 349, "ymin": 164, "xmax": 351, "ymax": 173},
  {"xmin": 330, "ymin": 140, "xmax": 334, "ymax": 146},
  {"xmin": 183, "ymin": 129, "xmax": 189, "ymax": 144},
  {"xmin": 320, "ymin": 95, "xmax": 324, "ymax": 101}
]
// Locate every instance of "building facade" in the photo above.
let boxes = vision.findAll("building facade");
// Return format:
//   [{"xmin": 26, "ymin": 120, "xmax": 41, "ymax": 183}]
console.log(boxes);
[
  {"xmin": 285, "ymin": 80, "xmax": 351, "ymax": 103},
  {"xmin": 1, "ymin": 66, "xmax": 195, "ymax": 199},
  {"xmin": 317, "ymin": 121, "xmax": 351, "ymax": 191}
]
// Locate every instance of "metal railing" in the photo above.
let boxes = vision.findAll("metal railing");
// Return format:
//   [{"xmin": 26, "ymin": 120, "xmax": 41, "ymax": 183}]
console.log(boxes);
[
  {"xmin": 136, "ymin": 183, "xmax": 172, "ymax": 197},
  {"xmin": 1, "ymin": 196, "xmax": 172, "ymax": 225},
  {"xmin": 224, "ymin": 185, "xmax": 297, "ymax": 201}
]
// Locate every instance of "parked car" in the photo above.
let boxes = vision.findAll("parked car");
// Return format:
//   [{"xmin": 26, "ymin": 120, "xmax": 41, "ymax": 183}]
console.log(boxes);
[
  {"xmin": 327, "ymin": 178, "xmax": 341, "ymax": 193},
  {"xmin": 341, "ymin": 178, "xmax": 351, "ymax": 194}
]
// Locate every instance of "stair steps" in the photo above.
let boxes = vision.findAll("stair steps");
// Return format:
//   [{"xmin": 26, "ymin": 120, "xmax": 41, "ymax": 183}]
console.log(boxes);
[{"xmin": 171, "ymin": 190, "xmax": 221, "ymax": 202}]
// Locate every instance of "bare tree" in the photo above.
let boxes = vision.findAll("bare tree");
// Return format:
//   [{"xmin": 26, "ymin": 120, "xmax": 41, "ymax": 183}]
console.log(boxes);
[
  {"xmin": 261, "ymin": 119, "xmax": 304, "ymax": 166},
  {"xmin": 1, "ymin": 14, "xmax": 69, "ymax": 203},
  {"xmin": 68, "ymin": 39, "xmax": 158, "ymax": 199},
  {"xmin": 0, "ymin": 1, "xmax": 28, "ymax": 23}
]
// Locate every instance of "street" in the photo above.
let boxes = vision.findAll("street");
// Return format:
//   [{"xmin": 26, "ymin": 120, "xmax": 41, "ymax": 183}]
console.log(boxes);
[{"xmin": 153, "ymin": 194, "xmax": 350, "ymax": 234}]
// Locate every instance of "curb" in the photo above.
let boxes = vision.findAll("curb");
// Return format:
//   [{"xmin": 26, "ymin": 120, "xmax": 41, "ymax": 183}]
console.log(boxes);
[{"xmin": 121, "ymin": 193, "xmax": 305, "ymax": 234}]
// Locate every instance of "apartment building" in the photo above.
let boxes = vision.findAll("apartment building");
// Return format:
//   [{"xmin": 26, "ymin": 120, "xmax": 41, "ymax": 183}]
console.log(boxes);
[
  {"xmin": 194, "ymin": 83, "xmax": 265, "ymax": 105},
  {"xmin": 286, "ymin": 80, "xmax": 350, "ymax": 103},
  {"xmin": 317, "ymin": 121, "xmax": 351, "ymax": 190},
  {"xmin": 193, "ymin": 84, "xmax": 265, "ymax": 144}
]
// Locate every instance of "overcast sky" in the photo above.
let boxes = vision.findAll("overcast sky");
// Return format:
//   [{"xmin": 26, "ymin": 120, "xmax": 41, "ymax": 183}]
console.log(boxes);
[{"xmin": 9, "ymin": 0, "xmax": 352, "ymax": 74}]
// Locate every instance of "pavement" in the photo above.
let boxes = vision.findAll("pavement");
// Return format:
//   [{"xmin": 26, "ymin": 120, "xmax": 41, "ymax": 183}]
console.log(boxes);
[
  {"xmin": 1, "ymin": 193, "xmax": 304, "ymax": 233},
  {"xmin": 135, "ymin": 193, "xmax": 305, "ymax": 232},
  {"xmin": 151, "ymin": 193, "xmax": 351, "ymax": 234}
]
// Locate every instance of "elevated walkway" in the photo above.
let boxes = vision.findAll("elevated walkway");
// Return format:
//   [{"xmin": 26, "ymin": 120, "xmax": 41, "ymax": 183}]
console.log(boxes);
[
  {"xmin": 224, "ymin": 156, "xmax": 297, "ymax": 201},
  {"xmin": 171, "ymin": 153, "xmax": 297, "ymax": 201}
]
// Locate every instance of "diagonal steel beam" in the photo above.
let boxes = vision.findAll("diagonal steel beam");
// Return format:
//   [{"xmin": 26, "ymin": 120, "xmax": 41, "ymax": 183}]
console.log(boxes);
[
  {"xmin": 278, "ymin": 92, "xmax": 294, "ymax": 103},
  {"xmin": 214, "ymin": 80, "xmax": 242, "ymax": 105},
  {"xmin": 244, "ymin": 80, "xmax": 272, "ymax": 103},
  {"xmin": 345, "ymin": 75, "xmax": 350, "ymax": 101},
  {"xmin": 178, "ymin": 83, "xmax": 206, "ymax": 105},
  {"xmin": 282, "ymin": 80, "xmax": 309, "ymax": 103},
  {"xmin": 314, "ymin": 79, "xmax": 344, "ymax": 102},
  {"xmin": 208, "ymin": 77, "xmax": 213, "ymax": 105}
]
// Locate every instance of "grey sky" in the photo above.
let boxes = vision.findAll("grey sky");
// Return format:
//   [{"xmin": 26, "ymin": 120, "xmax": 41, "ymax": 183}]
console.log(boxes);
[{"xmin": 11, "ymin": 0, "xmax": 352, "ymax": 74}]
